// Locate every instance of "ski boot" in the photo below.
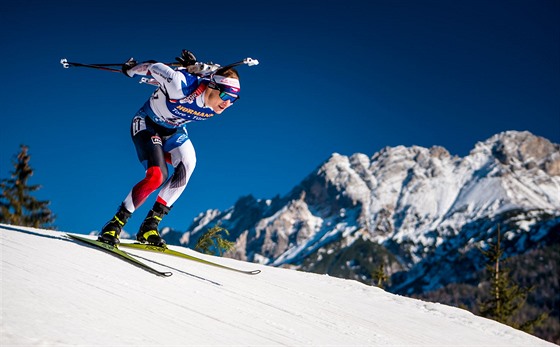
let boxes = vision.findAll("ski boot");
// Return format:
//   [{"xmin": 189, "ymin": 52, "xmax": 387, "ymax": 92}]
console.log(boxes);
[
  {"xmin": 136, "ymin": 202, "xmax": 170, "ymax": 247},
  {"xmin": 99, "ymin": 204, "xmax": 132, "ymax": 245}
]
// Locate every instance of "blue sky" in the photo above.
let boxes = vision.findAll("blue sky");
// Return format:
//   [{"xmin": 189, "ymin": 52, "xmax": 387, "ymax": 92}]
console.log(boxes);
[{"xmin": 2, "ymin": 0, "xmax": 559, "ymax": 234}]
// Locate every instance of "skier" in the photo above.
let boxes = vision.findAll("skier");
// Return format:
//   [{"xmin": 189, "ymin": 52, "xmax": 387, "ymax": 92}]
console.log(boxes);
[{"xmin": 99, "ymin": 50, "xmax": 241, "ymax": 247}]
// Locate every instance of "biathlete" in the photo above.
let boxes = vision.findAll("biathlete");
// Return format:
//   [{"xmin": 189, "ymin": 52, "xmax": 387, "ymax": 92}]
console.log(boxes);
[{"xmin": 99, "ymin": 50, "xmax": 242, "ymax": 247}]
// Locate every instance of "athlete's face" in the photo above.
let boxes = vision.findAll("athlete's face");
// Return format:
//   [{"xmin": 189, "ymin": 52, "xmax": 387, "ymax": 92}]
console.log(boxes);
[{"xmin": 205, "ymin": 88, "xmax": 233, "ymax": 114}]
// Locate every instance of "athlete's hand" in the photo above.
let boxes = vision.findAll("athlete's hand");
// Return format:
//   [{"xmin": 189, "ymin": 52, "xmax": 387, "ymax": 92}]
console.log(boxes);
[
  {"xmin": 122, "ymin": 57, "xmax": 138, "ymax": 77},
  {"xmin": 175, "ymin": 49, "xmax": 197, "ymax": 67}
]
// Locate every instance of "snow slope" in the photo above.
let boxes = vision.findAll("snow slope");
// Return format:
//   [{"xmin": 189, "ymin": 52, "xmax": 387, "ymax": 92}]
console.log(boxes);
[{"xmin": 1, "ymin": 224, "xmax": 555, "ymax": 346}]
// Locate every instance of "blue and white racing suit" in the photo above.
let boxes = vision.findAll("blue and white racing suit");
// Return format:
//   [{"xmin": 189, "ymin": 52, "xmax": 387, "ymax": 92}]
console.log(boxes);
[{"xmin": 121, "ymin": 62, "xmax": 216, "ymax": 213}]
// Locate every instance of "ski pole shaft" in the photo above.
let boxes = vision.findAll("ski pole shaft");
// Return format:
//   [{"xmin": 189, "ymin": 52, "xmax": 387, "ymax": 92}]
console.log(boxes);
[
  {"xmin": 60, "ymin": 57, "xmax": 258, "ymax": 76},
  {"xmin": 67, "ymin": 62, "xmax": 180, "ymax": 67},
  {"xmin": 216, "ymin": 57, "xmax": 259, "ymax": 74},
  {"xmin": 60, "ymin": 59, "xmax": 122, "ymax": 72},
  {"xmin": 71, "ymin": 62, "xmax": 124, "ymax": 67},
  {"xmin": 60, "ymin": 58, "xmax": 180, "ymax": 72}
]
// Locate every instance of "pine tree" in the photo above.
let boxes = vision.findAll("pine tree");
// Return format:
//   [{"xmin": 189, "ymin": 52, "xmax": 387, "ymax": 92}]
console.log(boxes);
[
  {"xmin": 195, "ymin": 224, "xmax": 235, "ymax": 256},
  {"xmin": 0, "ymin": 145, "xmax": 55, "ymax": 228},
  {"xmin": 371, "ymin": 263, "xmax": 388, "ymax": 288},
  {"xmin": 478, "ymin": 225, "xmax": 547, "ymax": 333}
]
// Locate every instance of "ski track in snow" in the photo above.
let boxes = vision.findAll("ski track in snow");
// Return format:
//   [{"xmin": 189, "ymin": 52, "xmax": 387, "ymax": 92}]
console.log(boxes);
[{"xmin": 1, "ymin": 224, "xmax": 555, "ymax": 346}]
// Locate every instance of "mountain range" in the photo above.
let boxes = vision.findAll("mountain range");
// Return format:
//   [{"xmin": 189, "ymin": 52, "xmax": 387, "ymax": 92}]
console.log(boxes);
[{"xmin": 162, "ymin": 131, "xmax": 558, "ymax": 294}]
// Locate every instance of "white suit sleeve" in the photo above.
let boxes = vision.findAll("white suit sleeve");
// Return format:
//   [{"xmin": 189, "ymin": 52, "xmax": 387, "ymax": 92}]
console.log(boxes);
[
  {"xmin": 125, "ymin": 62, "xmax": 153, "ymax": 77},
  {"xmin": 148, "ymin": 63, "xmax": 188, "ymax": 99}
]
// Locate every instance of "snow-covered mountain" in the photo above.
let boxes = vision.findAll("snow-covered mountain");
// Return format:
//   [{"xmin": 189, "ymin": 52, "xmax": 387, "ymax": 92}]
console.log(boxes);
[
  {"xmin": 1, "ymin": 224, "xmax": 556, "ymax": 346},
  {"xmin": 177, "ymin": 131, "xmax": 560, "ymax": 295}
]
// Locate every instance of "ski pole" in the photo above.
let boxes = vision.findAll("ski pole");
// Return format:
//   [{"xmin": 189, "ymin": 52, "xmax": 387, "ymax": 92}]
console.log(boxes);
[
  {"xmin": 60, "ymin": 59, "xmax": 180, "ymax": 72},
  {"xmin": 60, "ymin": 57, "xmax": 259, "ymax": 76},
  {"xmin": 60, "ymin": 59, "xmax": 122, "ymax": 72},
  {"xmin": 215, "ymin": 57, "xmax": 259, "ymax": 75},
  {"xmin": 138, "ymin": 57, "xmax": 260, "ymax": 84},
  {"xmin": 60, "ymin": 58, "xmax": 122, "ymax": 72}
]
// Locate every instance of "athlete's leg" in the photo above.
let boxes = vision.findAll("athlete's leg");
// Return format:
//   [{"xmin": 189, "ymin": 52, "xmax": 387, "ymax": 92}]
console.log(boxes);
[
  {"xmin": 157, "ymin": 132, "xmax": 197, "ymax": 207},
  {"xmin": 137, "ymin": 129, "xmax": 196, "ymax": 246},
  {"xmin": 100, "ymin": 112, "xmax": 168, "ymax": 244},
  {"xmin": 122, "ymin": 115, "xmax": 169, "ymax": 213}
]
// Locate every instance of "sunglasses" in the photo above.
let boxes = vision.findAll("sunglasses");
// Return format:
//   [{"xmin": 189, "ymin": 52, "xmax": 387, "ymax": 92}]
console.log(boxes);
[{"xmin": 209, "ymin": 81, "xmax": 240, "ymax": 103}]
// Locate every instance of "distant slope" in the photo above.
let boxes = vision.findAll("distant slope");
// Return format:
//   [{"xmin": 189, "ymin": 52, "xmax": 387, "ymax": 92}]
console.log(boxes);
[{"xmin": 1, "ymin": 224, "xmax": 555, "ymax": 346}]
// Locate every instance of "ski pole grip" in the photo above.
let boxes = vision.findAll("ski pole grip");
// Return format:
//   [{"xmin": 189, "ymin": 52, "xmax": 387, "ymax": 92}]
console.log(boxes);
[{"xmin": 60, "ymin": 58, "xmax": 69, "ymax": 68}]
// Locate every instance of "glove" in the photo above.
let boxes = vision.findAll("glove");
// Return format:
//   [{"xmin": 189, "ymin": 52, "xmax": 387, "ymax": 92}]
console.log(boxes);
[
  {"xmin": 175, "ymin": 49, "xmax": 197, "ymax": 67},
  {"xmin": 122, "ymin": 57, "xmax": 138, "ymax": 77}
]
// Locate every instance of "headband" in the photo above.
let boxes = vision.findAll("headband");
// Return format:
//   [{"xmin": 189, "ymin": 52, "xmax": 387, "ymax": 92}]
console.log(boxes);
[{"xmin": 213, "ymin": 75, "xmax": 240, "ymax": 94}]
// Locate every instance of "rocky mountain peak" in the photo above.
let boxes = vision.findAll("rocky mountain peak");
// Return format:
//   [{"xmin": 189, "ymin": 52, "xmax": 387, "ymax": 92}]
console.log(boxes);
[
  {"xmin": 177, "ymin": 131, "xmax": 559, "ymax": 295},
  {"xmin": 471, "ymin": 131, "xmax": 560, "ymax": 175}
]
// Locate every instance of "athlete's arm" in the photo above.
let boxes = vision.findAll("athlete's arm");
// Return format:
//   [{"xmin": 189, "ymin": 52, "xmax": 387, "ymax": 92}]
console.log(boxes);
[{"xmin": 148, "ymin": 63, "xmax": 197, "ymax": 99}]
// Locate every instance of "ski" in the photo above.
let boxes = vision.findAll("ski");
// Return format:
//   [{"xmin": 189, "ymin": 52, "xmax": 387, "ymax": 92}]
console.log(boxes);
[
  {"xmin": 119, "ymin": 243, "xmax": 261, "ymax": 275},
  {"xmin": 66, "ymin": 234, "xmax": 172, "ymax": 277}
]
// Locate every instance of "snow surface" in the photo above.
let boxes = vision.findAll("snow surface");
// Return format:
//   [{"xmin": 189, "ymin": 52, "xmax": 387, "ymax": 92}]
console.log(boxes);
[{"xmin": 1, "ymin": 224, "xmax": 555, "ymax": 346}]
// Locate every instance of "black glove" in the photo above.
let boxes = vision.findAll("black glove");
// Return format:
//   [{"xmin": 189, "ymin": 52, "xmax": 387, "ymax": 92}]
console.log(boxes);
[
  {"xmin": 122, "ymin": 57, "xmax": 138, "ymax": 77},
  {"xmin": 175, "ymin": 49, "xmax": 197, "ymax": 67}
]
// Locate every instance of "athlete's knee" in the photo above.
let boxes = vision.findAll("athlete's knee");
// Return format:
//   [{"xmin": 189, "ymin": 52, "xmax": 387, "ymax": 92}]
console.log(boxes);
[
  {"xmin": 173, "ymin": 146, "xmax": 196, "ymax": 175},
  {"xmin": 185, "ymin": 145, "xmax": 197, "ymax": 173},
  {"xmin": 145, "ymin": 165, "xmax": 168, "ymax": 188},
  {"xmin": 187, "ymin": 154, "xmax": 197, "ymax": 173}
]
